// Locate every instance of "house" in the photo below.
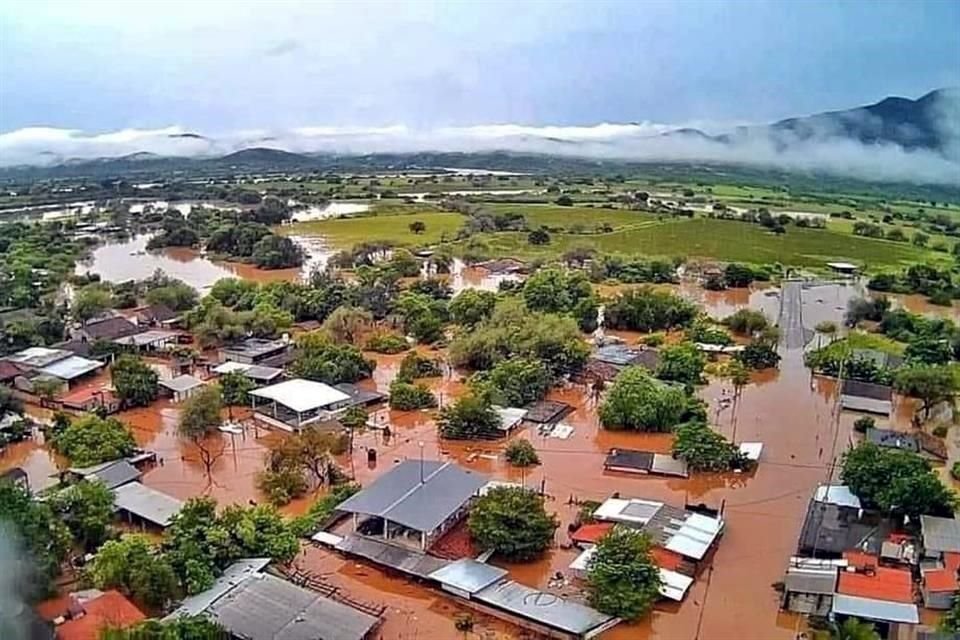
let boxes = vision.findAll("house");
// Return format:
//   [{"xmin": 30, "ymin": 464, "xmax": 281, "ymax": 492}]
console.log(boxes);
[
  {"xmin": 158, "ymin": 374, "xmax": 205, "ymax": 402},
  {"xmin": 212, "ymin": 361, "xmax": 285, "ymax": 385},
  {"xmin": 570, "ymin": 522, "xmax": 614, "ymax": 548},
  {"xmin": 2, "ymin": 347, "xmax": 104, "ymax": 389},
  {"xmin": 833, "ymin": 551, "xmax": 919, "ymax": 626},
  {"xmin": 250, "ymin": 378, "xmax": 351, "ymax": 432},
  {"xmin": 59, "ymin": 386, "xmax": 120, "ymax": 415},
  {"xmin": 827, "ymin": 262, "xmax": 860, "ymax": 276},
  {"xmin": 112, "ymin": 481, "xmax": 183, "ymax": 530},
  {"xmin": 165, "ymin": 559, "xmax": 380, "ymax": 640},
  {"xmin": 220, "ymin": 337, "xmax": 290, "ymax": 365},
  {"xmin": 66, "ymin": 459, "xmax": 141, "ymax": 490},
  {"xmin": 47, "ymin": 590, "xmax": 145, "ymax": 640},
  {"xmin": 781, "ymin": 557, "xmax": 844, "ymax": 615},
  {"xmin": 494, "ymin": 406, "xmax": 527, "ymax": 433},
  {"xmin": 922, "ymin": 515, "xmax": 960, "ymax": 564},
  {"xmin": 112, "ymin": 329, "xmax": 180, "ymax": 353},
  {"xmin": 73, "ymin": 316, "xmax": 141, "ymax": 343},
  {"xmin": 865, "ymin": 427, "xmax": 920, "ymax": 453},
  {"xmin": 128, "ymin": 304, "xmax": 179, "ymax": 328},
  {"xmin": 583, "ymin": 345, "xmax": 660, "ymax": 382},
  {"xmin": 796, "ymin": 485, "xmax": 883, "ymax": 558},
  {"xmin": 337, "ymin": 460, "xmax": 488, "ymax": 550},
  {"xmin": 840, "ymin": 379, "xmax": 894, "ymax": 416},
  {"xmin": 922, "ymin": 552, "xmax": 960, "ymax": 609},
  {"xmin": 603, "ymin": 448, "xmax": 689, "ymax": 478},
  {"xmin": 523, "ymin": 400, "xmax": 573, "ymax": 425},
  {"xmin": 334, "ymin": 382, "xmax": 387, "ymax": 408}
]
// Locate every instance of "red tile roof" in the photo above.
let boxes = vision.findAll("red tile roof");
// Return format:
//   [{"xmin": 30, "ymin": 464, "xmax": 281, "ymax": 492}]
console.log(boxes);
[
  {"xmin": 837, "ymin": 564, "xmax": 915, "ymax": 604},
  {"xmin": 571, "ymin": 523, "xmax": 614, "ymax": 545},
  {"xmin": 945, "ymin": 552, "xmax": 960, "ymax": 573},
  {"xmin": 55, "ymin": 591, "xmax": 144, "ymax": 640},
  {"xmin": 843, "ymin": 550, "xmax": 878, "ymax": 570},
  {"xmin": 651, "ymin": 546, "xmax": 687, "ymax": 572},
  {"xmin": 924, "ymin": 568, "xmax": 959, "ymax": 593}
]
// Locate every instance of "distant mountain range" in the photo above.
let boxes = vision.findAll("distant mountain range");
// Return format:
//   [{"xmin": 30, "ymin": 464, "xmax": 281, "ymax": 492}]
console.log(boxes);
[
  {"xmin": 662, "ymin": 88, "xmax": 958, "ymax": 153},
  {"xmin": 0, "ymin": 89, "xmax": 956, "ymax": 182}
]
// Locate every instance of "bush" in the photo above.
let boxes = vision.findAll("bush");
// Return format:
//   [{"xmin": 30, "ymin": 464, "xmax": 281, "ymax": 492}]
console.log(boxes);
[
  {"xmin": 736, "ymin": 341, "xmax": 781, "ymax": 370},
  {"xmin": 364, "ymin": 333, "xmax": 409, "ymax": 354},
  {"xmin": 604, "ymin": 287, "xmax": 698, "ymax": 332},
  {"xmin": 504, "ymin": 439, "xmax": 540, "ymax": 467},
  {"xmin": 50, "ymin": 415, "xmax": 136, "ymax": 466},
  {"xmin": 257, "ymin": 467, "xmax": 309, "ymax": 506},
  {"xmin": 290, "ymin": 483, "xmax": 361, "ymax": 537},
  {"xmin": 388, "ymin": 380, "xmax": 437, "ymax": 410},
  {"xmin": 468, "ymin": 486, "xmax": 558, "ymax": 560},
  {"xmin": 397, "ymin": 352, "xmax": 442, "ymax": 382},
  {"xmin": 724, "ymin": 309, "xmax": 769, "ymax": 335},
  {"xmin": 586, "ymin": 528, "xmax": 661, "ymax": 621},
  {"xmin": 470, "ymin": 357, "xmax": 551, "ymax": 406},
  {"xmin": 438, "ymin": 394, "xmax": 502, "ymax": 440},
  {"xmin": 599, "ymin": 367, "xmax": 699, "ymax": 432},
  {"xmin": 641, "ymin": 333, "xmax": 665, "ymax": 347},
  {"xmin": 672, "ymin": 422, "xmax": 745, "ymax": 471},
  {"xmin": 853, "ymin": 416, "xmax": 876, "ymax": 433}
]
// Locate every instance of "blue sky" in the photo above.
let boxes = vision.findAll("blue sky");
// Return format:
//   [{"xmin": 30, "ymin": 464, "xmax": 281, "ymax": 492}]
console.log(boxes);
[{"xmin": 1, "ymin": 0, "xmax": 958, "ymax": 134}]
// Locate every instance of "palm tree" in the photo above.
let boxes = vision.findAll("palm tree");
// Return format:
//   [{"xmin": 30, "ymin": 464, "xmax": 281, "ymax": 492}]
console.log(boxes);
[{"xmin": 831, "ymin": 617, "xmax": 880, "ymax": 640}]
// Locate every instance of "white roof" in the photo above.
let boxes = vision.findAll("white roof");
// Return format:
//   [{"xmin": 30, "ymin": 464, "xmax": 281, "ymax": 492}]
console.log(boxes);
[
  {"xmin": 659, "ymin": 568, "xmax": 694, "ymax": 602},
  {"xmin": 831, "ymin": 594, "xmax": 919, "ymax": 624},
  {"xmin": 494, "ymin": 406, "xmax": 527, "ymax": 430},
  {"xmin": 738, "ymin": 442, "xmax": 763, "ymax": 461},
  {"xmin": 663, "ymin": 512, "xmax": 724, "ymax": 560},
  {"xmin": 814, "ymin": 484, "xmax": 862, "ymax": 509},
  {"xmin": 159, "ymin": 374, "xmax": 205, "ymax": 393},
  {"xmin": 594, "ymin": 498, "xmax": 664, "ymax": 525},
  {"xmin": 827, "ymin": 262, "xmax": 859, "ymax": 270},
  {"xmin": 213, "ymin": 361, "xmax": 252, "ymax": 375},
  {"xmin": 38, "ymin": 355, "xmax": 103, "ymax": 380},
  {"xmin": 695, "ymin": 343, "xmax": 745, "ymax": 353},
  {"xmin": 113, "ymin": 330, "xmax": 178, "ymax": 347},
  {"xmin": 249, "ymin": 378, "xmax": 349, "ymax": 413},
  {"xmin": 569, "ymin": 546, "xmax": 595, "ymax": 572}
]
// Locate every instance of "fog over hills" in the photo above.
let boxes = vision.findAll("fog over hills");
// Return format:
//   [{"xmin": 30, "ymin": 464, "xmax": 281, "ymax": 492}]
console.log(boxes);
[{"xmin": 1, "ymin": 89, "xmax": 957, "ymax": 184}]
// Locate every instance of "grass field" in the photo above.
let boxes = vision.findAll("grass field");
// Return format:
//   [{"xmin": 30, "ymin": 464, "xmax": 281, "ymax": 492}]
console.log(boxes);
[
  {"xmin": 484, "ymin": 203, "xmax": 657, "ymax": 230},
  {"xmin": 282, "ymin": 211, "xmax": 465, "ymax": 247},
  {"xmin": 465, "ymin": 217, "xmax": 939, "ymax": 268}
]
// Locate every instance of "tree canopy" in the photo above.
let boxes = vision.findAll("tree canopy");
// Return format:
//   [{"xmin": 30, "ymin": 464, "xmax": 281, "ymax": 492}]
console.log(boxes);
[
  {"xmin": 599, "ymin": 367, "xmax": 700, "ymax": 432},
  {"xmin": 50, "ymin": 414, "xmax": 136, "ymax": 466},
  {"xmin": 672, "ymin": 422, "xmax": 746, "ymax": 472},
  {"xmin": 603, "ymin": 287, "xmax": 698, "ymax": 332},
  {"xmin": 449, "ymin": 289, "xmax": 497, "ymax": 327},
  {"xmin": 0, "ymin": 481, "xmax": 71, "ymax": 599},
  {"xmin": 586, "ymin": 528, "xmax": 662, "ymax": 621},
  {"xmin": 841, "ymin": 442, "xmax": 956, "ymax": 517},
  {"xmin": 468, "ymin": 486, "xmax": 558, "ymax": 561},
  {"xmin": 469, "ymin": 357, "xmax": 551, "ymax": 406},
  {"xmin": 289, "ymin": 332, "xmax": 375, "ymax": 384},
  {"xmin": 49, "ymin": 480, "xmax": 115, "ymax": 550},
  {"xmin": 894, "ymin": 364, "xmax": 959, "ymax": 417},
  {"xmin": 88, "ymin": 534, "xmax": 179, "ymax": 608},
  {"xmin": 111, "ymin": 355, "xmax": 159, "ymax": 407},
  {"xmin": 438, "ymin": 393, "xmax": 503, "ymax": 440},
  {"xmin": 655, "ymin": 342, "xmax": 706, "ymax": 385}
]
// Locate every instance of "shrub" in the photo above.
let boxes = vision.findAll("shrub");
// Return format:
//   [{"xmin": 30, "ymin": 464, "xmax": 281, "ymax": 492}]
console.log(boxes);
[
  {"xmin": 853, "ymin": 416, "xmax": 876, "ymax": 433},
  {"xmin": 364, "ymin": 332, "xmax": 409, "ymax": 354},
  {"xmin": 724, "ymin": 309, "xmax": 769, "ymax": 335},
  {"xmin": 468, "ymin": 486, "xmax": 558, "ymax": 561},
  {"xmin": 397, "ymin": 352, "xmax": 443, "ymax": 381},
  {"xmin": 388, "ymin": 380, "xmax": 437, "ymax": 411}
]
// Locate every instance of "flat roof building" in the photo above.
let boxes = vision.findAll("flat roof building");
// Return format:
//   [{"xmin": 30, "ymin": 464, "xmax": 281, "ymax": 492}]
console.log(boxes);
[
  {"xmin": 220, "ymin": 338, "xmax": 290, "ymax": 365},
  {"xmin": 250, "ymin": 378, "xmax": 351, "ymax": 432}
]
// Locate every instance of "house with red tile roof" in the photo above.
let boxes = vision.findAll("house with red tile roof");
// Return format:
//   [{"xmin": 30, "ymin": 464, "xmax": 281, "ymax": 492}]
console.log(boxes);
[
  {"xmin": 42, "ymin": 590, "xmax": 144, "ymax": 640},
  {"xmin": 833, "ymin": 551, "xmax": 919, "ymax": 626},
  {"xmin": 922, "ymin": 551, "xmax": 960, "ymax": 609}
]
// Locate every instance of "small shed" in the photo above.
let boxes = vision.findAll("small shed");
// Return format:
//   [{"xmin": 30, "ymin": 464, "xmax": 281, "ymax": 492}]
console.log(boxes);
[
  {"xmin": 865, "ymin": 428, "xmax": 920, "ymax": 453},
  {"xmin": 68, "ymin": 459, "xmax": 141, "ymax": 490},
  {"xmin": 603, "ymin": 448, "xmax": 689, "ymax": 478},
  {"xmin": 523, "ymin": 400, "xmax": 572, "ymax": 425},
  {"xmin": 494, "ymin": 406, "xmax": 527, "ymax": 433},
  {"xmin": 840, "ymin": 379, "xmax": 894, "ymax": 416},
  {"xmin": 158, "ymin": 375, "xmax": 205, "ymax": 402},
  {"xmin": 827, "ymin": 262, "xmax": 860, "ymax": 275}
]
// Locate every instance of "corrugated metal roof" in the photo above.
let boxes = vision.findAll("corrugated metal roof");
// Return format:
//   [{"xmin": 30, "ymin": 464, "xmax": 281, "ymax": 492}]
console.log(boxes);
[
  {"xmin": 6, "ymin": 346, "xmax": 71, "ymax": 368},
  {"xmin": 473, "ymin": 579, "xmax": 616, "ymax": 635},
  {"xmin": 429, "ymin": 559, "xmax": 507, "ymax": 595},
  {"xmin": 493, "ymin": 407, "xmax": 527, "ymax": 431},
  {"xmin": 831, "ymin": 593, "xmax": 919, "ymax": 624},
  {"xmin": 337, "ymin": 460, "xmax": 487, "ymax": 533},
  {"xmin": 159, "ymin": 374, "xmax": 205, "ymax": 393},
  {"xmin": 840, "ymin": 395, "xmax": 893, "ymax": 416},
  {"xmin": 207, "ymin": 573, "xmax": 378, "ymax": 640},
  {"xmin": 112, "ymin": 482, "xmax": 182, "ymax": 527},
  {"xmin": 37, "ymin": 355, "xmax": 103, "ymax": 380},
  {"xmin": 659, "ymin": 568, "xmax": 694, "ymax": 602},
  {"xmin": 784, "ymin": 568, "xmax": 838, "ymax": 595},
  {"xmin": 650, "ymin": 455, "xmax": 690, "ymax": 478},
  {"xmin": 922, "ymin": 515, "xmax": 960, "ymax": 554},
  {"xmin": 813, "ymin": 485, "xmax": 862, "ymax": 509},
  {"xmin": 841, "ymin": 379, "xmax": 893, "ymax": 401},
  {"xmin": 662, "ymin": 512, "xmax": 724, "ymax": 561},
  {"xmin": 165, "ymin": 558, "xmax": 271, "ymax": 619},
  {"xmin": 71, "ymin": 459, "xmax": 141, "ymax": 490}
]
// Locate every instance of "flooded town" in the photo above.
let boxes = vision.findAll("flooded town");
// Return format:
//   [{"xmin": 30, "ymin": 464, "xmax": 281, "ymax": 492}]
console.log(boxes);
[{"xmin": 2, "ymin": 3, "xmax": 960, "ymax": 640}]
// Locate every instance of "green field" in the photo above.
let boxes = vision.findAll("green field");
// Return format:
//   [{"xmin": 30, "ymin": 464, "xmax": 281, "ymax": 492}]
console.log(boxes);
[
  {"xmin": 485, "ymin": 203, "xmax": 657, "ymax": 230},
  {"xmin": 464, "ymin": 217, "xmax": 939, "ymax": 268},
  {"xmin": 282, "ymin": 211, "xmax": 466, "ymax": 247}
]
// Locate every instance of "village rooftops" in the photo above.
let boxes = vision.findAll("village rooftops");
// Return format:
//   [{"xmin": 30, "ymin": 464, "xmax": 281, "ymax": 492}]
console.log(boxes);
[
  {"xmin": 814, "ymin": 484, "xmax": 862, "ymax": 510},
  {"xmin": 922, "ymin": 515, "xmax": 960, "ymax": 554},
  {"xmin": 213, "ymin": 361, "xmax": 285, "ymax": 383},
  {"xmin": 112, "ymin": 329, "xmax": 179, "ymax": 348},
  {"xmin": 166, "ymin": 558, "xmax": 272, "ymax": 618},
  {"xmin": 250, "ymin": 378, "xmax": 350, "ymax": 414},
  {"xmin": 604, "ymin": 448, "xmax": 690, "ymax": 478},
  {"xmin": 429, "ymin": 558, "xmax": 508, "ymax": 596},
  {"xmin": 592, "ymin": 344, "xmax": 660, "ymax": 369},
  {"xmin": 220, "ymin": 337, "xmax": 290, "ymax": 363},
  {"xmin": 112, "ymin": 482, "xmax": 183, "ymax": 528},
  {"xmin": 865, "ymin": 427, "xmax": 920, "ymax": 453},
  {"xmin": 593, "ymin": 497, "xmax": 724, "ymax": 561},
  {"xmin": 37, "ymin": 355, "xmax": 104, "ymax": 381},
  {"xmin": 69, "ymin": 459, "xmax": 141, "ymax": 490},
  {"xmin": 159, "ymin": 374, "xmax": 205, "ymax": 395},
  {"xmin": 337, "ymin": 460, "xmax": 488, "ymax": 534},
  {"xmin": 80, "ymin": 316, "xmax": 142, "ymax": 341},
  {"xmin": 5, "ymin": 346, "xmax": 72, "ymax": 368},
  {"xmin": 3, "ymin": 347, "xmax": 104, "ymax": 381},
  {"xmin": 54, "ymin": 590, "xmax": 145, "ymax": 640}
]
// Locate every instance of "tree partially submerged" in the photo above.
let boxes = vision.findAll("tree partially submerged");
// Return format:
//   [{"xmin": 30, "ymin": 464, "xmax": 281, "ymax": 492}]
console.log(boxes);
[
  {"xmin": 586, "ymin": 528, "xmax": 662, "ymax": 621},
  {"xmin": 469, "ymin": 357, "xmax": 551, "ymax": 406},
  {"xmin": 600, "ymin": 367, "xmax": 702, "ymax": 432},
  {"xmin": 504, "ymin": 439, "xmax": 540, "ymax": 467},
  {"xmin": 177, "ymin": 385, "xmax": 225, "ymax": 482},
  {"xmin": 111, "ymin": 355, "xmax": 159, "ymax": 407},
  {"xmin": 672, "ymin": 422, "xmax": 746, "ymax": 472},
  {"xmin": 468, "ymin": 486, "xmax": 558, "ymax": 561},
  {"xmin": 88, "ymin": 534, "xmax": 179, "ymax": 609},
  {"xmin": 50, "ymin": 414, "xmax": 136, "ymax": 466},
  {"xmin": 438, "ymin": 393, "xmax": 502, "ymax": 440}
]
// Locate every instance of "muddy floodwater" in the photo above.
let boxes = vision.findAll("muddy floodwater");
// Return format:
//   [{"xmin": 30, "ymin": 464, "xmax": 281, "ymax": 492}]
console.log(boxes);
[{"xmin": 76, "ymin": 234, "xmax": 333, "ymax": 290}]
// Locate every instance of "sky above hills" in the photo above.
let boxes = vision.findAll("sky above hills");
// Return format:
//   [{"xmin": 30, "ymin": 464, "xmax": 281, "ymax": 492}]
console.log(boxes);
[{"xmin": 1, "ymin": 0, "xmax": 958, "ymax": 133}]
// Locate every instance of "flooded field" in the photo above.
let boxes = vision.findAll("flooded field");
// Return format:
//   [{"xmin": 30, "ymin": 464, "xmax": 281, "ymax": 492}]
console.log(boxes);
[{"xmin": 289, "ymin": 201, "xmax": 370, "ymax": 222}]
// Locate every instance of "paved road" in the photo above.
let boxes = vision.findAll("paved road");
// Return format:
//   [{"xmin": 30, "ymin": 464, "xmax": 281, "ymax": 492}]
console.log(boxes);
[{"xmin": 777, "ymin": 280, "xmax": 810, "ymax": 350}]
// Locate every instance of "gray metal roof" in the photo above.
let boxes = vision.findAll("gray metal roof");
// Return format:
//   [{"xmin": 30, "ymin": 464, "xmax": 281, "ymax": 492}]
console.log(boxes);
[
  {"xmin": 334, "ymin": 382, "xmax": 386, "ymax": 406},
  {"xmin": 159, "ymin": 374, "xmax": 205, "ymax": 393},
  {"xmin": 222, "ymin": 338, "xmax": 288, "ymax": 359},
  {"xmin": 429, "ymin": 559, "xmax": 508, "ymax": 595},
  {"xmin": 840, "ymin": 395, "xmax": 892, "ymax": 416},
  {"xmin": 335, "ymin": 535, "xmax": 448, "ymax": 579},
  {"xmin": 473, "ymin": 579, "xmax": 617, "ymax": 635},
  {"xmin": 337, "ymin": 460, "xmax": 488, "ymax": 533},
  {"xmin": 244, "ymin": 365, "xmax": 284, "ymax": 382},
  {"xmin": 784, "ymin": 569, "xmax": 837, "ymax": 595},
  {"xmin": 71, "ymin": 459, "xmax": 141, "ymax": 490},
  {"xmin": 166, "ymin": 558, "xmax": 272, "ymax": 619},
  {"xmin": 5, "ymin": 346, "xmax": 71, "ymax": 368},
  {"xmin": 831, "ymin": 593, "xmax": 919, "ymax": 624},
  {"xmin": 865, "ymin": 428, "xmax": 920, "ymax": 453},
  {"xmin": 113, "ymin": 482, "xmax": 183, "ymax": 527},
  {"xmin": 207, "ymin": 573, "xmax": 378, "ymax": 640},
  {"xmin": 37, "ymin": 355, "xmax": 103, "ymax": 380},
  {"xmin": 922, "ymin": 515, "xmax": 960, "ymax": 553}
]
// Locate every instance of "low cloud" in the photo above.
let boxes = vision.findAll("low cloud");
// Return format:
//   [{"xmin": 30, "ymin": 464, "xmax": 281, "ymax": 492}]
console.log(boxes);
[{"xmin": 1, "ymin": 102, "xmax": 958, "ymax": 185}]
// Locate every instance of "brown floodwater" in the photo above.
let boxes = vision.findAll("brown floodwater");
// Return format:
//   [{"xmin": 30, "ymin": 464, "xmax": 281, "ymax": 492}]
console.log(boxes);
[{"xmin": 885, "ymin": 292, "xmax": 960, "ymax": 321}]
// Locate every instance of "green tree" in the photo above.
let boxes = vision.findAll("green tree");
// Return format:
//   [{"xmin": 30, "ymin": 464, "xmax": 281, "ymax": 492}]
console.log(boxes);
[
  {"xmin": 468, "ymin": 486, "xmax": 558, "ymax": 560},
  {"xmin": 604, "ymin": 287, "xmax": 698, "ymax": 332},
  {"xmin": 100, "ymin": 616, "xmax": 227, "ymax": 640},
  {"xmin": 145, "ymin": 281, "xmax": 198, "ymax": 312},
  {"xmin": 252, "ymin": 235, "xmax": 305, "ymax": 269},
  {"xmin": 73, "ymin": 285, "xmax": 113, "ymax": 322},
  {"xmin": 219, "ymin": 371, "xmax": 254, "ymax": 406},
  {"xmin": 599, "ymin": 367, "xmax": 694, "ymax": 432},
  {"xmin": 112, "ymin": 355, "xmax": 159, "ymax": 408},
  {"xmin": 504, "ymin": 439, "xmax": 540, "ymax": 467},
  {"xmin": 736, "ymin": 341, "xmax": 781, "ymax": 370},
  {"xmin": 522, "ymin": 268, "xmax": 592, "ymax": 315},
  {"xmin": 49, "ymin": 480, "xmax": 115, "ymax": 550},
  {"xmin": 672, "ymin": 422, "xmax": 745, "ymax": 471},
  {"xmin": 321, "ymin": 306, "xmax": 373, "ymax": 344},
  {"xmin": 397, "ymin": 352, "xmax": 443, "ymax": 382},
  {"xmin": 89, "ymin": 534, "xmax": 179, "ymax": 608},
  {"xmin": 655, "ymin": 342, "xmax": 706, "ymax": 385},
  {"xmin": 409, "ymin": 220, "xmax": 426, "ymax": 234},
  {"xmin": 894, "ymin": 364, "xmax": 959, "ymax": 418},
  {"xmin": 50, "ymin": 415, "xmax": 136, "ymax": 466},
  {"xmin": 389, "ymin": 380, "xmax": 437, "ymax": 410},
  {"xmin": 904, "ymin": 338, "xmax": 954, "ymax": 365},
  {"xmin": 940, "ymin": 596, "xmax": 960, "ymax": 633},
  {"xmin": 449, "ymin": 289, "xmax": 497, "ymax": 327},
  {"xmin": 841, "ymin": 442, "xmax": 956, "ymax": 517},
  {"xmin": 829, "ymin": 617, "xmax": 881, "ymax": 640},
  {"xmin": 438, "ymin": 393, "xmax": 502, "ymax": 440},
  {"xmin": 290, "ymin": 332, "xmax": 375, "ymax": 384},
  {"xmin": 469, "ymin": 357, "xmax": 550, "ymax": 406},
  {"xmin": 0, "ymin": 481, "xmax": 71, "ymax": 599},
  {"xmin": 724, "ymin": 308, "xmax": 769, "ymax": 335},
  {"xmin": 723, "ymin": 263, "xmax": 756, "ymax": 287},
  {"xmin": 177, "ymin": 385, "xmax": 224, "ymax": 481},
  {"xmin": 586, "ymin": 528, "xmax": 662, "ymax": 621},
  {"xmin": 527, "ymin": 228, "xmax": 551, "ymax": 245}
]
